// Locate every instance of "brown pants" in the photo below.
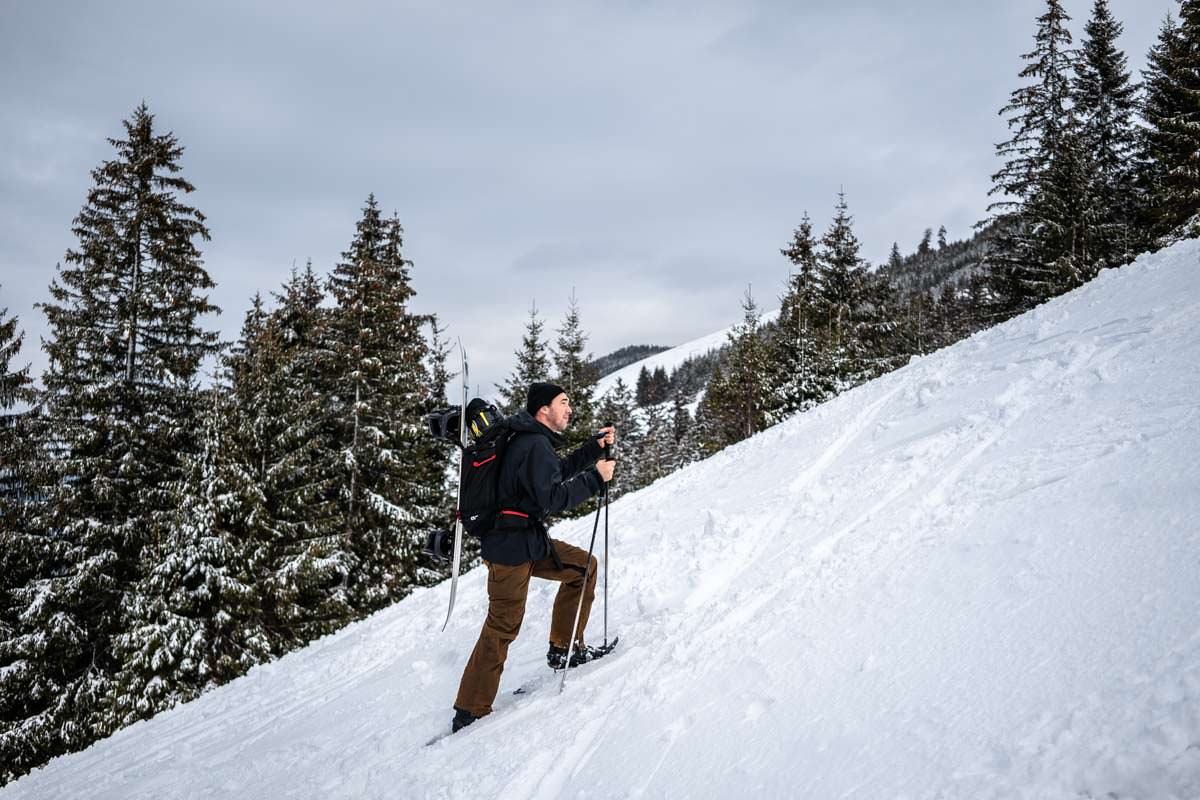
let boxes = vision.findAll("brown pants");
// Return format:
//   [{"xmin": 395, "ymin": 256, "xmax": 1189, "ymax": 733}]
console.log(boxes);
[{"xmin": 454, "ymin": 538, "xmax": 598, "ymax": 717}]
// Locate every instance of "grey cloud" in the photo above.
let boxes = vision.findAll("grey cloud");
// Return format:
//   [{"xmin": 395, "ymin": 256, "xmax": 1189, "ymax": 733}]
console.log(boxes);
[{"xmin": 0, "ymin": 0, "xmax": 1179, "ymax": 393}]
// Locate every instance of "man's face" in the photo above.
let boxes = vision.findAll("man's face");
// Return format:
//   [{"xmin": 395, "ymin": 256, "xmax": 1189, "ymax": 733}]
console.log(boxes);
[{"xmin": 541, "ymin": 393, "xmax": 572, "ymax": 433}]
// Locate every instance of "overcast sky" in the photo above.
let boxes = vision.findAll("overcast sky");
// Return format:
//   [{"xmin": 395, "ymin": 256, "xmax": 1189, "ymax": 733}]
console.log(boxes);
[{"xmin": 0, "ymin": 0, "xmax": 1177, "ymax": 396}]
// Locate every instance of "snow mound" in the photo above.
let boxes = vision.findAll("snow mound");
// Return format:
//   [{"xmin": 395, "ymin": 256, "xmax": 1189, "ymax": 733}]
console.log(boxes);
[{"xmin": 6, "ymin": 240, "xmax": 1200, "ymax": 799}]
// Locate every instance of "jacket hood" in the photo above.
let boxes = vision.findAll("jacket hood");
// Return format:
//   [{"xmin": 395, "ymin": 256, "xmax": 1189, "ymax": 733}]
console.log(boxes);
[{"xmin": 508, "ymin": 409, "xmax": 565, "ymax": 447}]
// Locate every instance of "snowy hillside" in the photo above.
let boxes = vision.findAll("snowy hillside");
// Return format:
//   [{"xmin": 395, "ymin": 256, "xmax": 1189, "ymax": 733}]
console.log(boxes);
[
  {"xmin": 594, "ymin": 309, "xmax": 778, "ymax": 399},
  {"xmin": 6, "ymin": 240, "xmax": 1200, "ymax": 799}
]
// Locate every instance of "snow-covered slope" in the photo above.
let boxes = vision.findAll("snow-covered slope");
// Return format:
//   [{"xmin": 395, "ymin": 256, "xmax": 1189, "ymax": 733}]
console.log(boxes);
[
  {"xmin": 7, "ymin": 241, "xmax": 1200, "ymax": 799},
  {"xmin": 594, "ymin": 309, "xmax": 778, "ymax": 399}
]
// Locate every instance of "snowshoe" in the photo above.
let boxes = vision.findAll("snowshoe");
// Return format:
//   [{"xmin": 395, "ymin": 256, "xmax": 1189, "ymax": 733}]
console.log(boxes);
[{"xmin": 546, "ymin": 637, "xmax": 619, "ymax": 670}]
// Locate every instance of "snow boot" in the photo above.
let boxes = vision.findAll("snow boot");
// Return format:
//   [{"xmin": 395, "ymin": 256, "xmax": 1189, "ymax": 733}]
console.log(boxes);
[{"xmin": 451, "ymin": 706, "xmax": 479, "ymax": 733}]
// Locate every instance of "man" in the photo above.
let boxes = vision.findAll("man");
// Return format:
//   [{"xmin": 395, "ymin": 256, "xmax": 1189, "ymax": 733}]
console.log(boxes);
[{"xmin": 451, "ymin": 381, "xmax": 616, "ymax": 733}]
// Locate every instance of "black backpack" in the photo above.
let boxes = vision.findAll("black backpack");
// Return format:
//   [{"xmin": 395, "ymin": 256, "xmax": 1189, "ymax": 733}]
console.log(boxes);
[{"xmin": 456, "ymin": 402, "xmax": 521, "ymax": 537}]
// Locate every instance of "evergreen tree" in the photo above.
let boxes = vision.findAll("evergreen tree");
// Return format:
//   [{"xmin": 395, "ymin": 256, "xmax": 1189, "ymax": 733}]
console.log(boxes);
[
  {"xmin": 669, "ymin": 391, "xmax": 698, "ymax": 472},
  {"xmin": 0, "ymin": 297, "xmax": 40, "ymax": 785},
  {"xmin": 497, "ymin": 303, "xmax": 552, "ymax": 415},
  {"xmin": 635, "ymin": 365, "xmax": 653, "ymax": 407},
  {"xmin": 1138, "ymin": 7, "xmax": 1200, "ymax": 244},
  {"xmin": 937, "ymin": 225, "xmax": 949, "ymax": 249},
  {"xmin": 887, "ymin": 242, "xmax": 903, "ymax": 270},
  {"xmin": 596, "ymin": 378, "xmax": 638, "ymax": 500},
  {"xmin": 649, "ymin": 367, "xmax": 670, "ymax": 405},
  {"xmin": 632, "ymin": 399, "xmax": 674, "ymax": 489},
  {"xmin": 108, "ymin": 390, "xmax": 271, "ymax": 729},
  {"xmin": 770, "ymin": 211, "xmax": 828, "ymax": 419},
  {"xmin": 226, "ymin": 291, "xmax": 267, "ymax": 394},
  {"xmin": 696, "ymin": 289, "xmax": 770, "ymax": 451},
  {"xmin": 985, "ymin": 0, "xmax": 1083, "ymax": 316},
  {"xmin": 552, "ymin": 292, "xmax": 599, "ymax": 450},
  {"xmin": 325, "ymin": 198, "xmax": 443, "ymax": 612},
  {"xmin": 0, "ymin": 290, "xmax": 34, "ymax": 514},
  {"xmin": 4, "ymin": 103, "xmax": 219, "ymax": 773},
  {"xmin": 1024, "ymin": 123, "xmax": 1104, "ymax": 291},
  {"xmin": 231, "ymin": 270, "xmax": 347, "ymax": 650},
  {"xmin": 932, "ymin": 283, "xmax": 968, "ymax": 349},
  {"xmin": 427, "ymin": 315, "xmax": 453, "ymax": 406},
  {"xmin": 854, "ymin": 270, "xmax": 908, "ymax": 380},
  {"xmin": 1073, "ymin": 0, "xmax": 1141, "ymax": 267},
  {"xmin": 917, "ymin": 228, "xmax": 934, "ymax": 258},
  {"xmin": 900, "ymin": 289, "xmax": 932, "ymax": 357},
  {"xmin": 963, "ymin": 271, "xmax": 993, "ymax": 336},
  {"xmin": 816, "ymin": 192, "xmax": 874, "ymax": 389}
]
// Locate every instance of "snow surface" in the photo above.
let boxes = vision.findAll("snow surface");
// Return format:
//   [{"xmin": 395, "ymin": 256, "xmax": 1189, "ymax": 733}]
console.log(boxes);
[
  {"xmin": 594, "ymin": 309, "xmax": 778, "ymax": 399},
  {"xmin": 6, "ymin": 241, "xmax": 1200, "ymax": 799}
]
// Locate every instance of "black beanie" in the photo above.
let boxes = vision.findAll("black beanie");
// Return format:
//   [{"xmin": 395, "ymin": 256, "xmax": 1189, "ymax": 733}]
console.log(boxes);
[{"xmin": 526, "ymin": 382, "xmax": 566, "ymax": 415}]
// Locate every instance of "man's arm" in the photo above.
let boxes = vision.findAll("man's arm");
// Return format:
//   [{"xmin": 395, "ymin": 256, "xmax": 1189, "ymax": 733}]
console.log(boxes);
[
  {"xmin": 525, "ymin": 438, "xmax": 602, "ymax": 517},
  {"xmin": 559, "ymin": 436, "xmax": 604, "ymax": 480}
]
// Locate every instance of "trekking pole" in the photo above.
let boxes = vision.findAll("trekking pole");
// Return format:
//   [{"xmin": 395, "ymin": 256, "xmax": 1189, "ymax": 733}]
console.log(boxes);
[
  {"xmin": 559, "ymin": 433, "xmax": 614, "ymax": 695},
  {"xmin": 603, "ymin": 486, "xmax": 610, "ymax": 647},
  {"xmin": 559, "ymin": 486, "xmax": 605, "ymax": 695},
  {"xmin": 603, "ymin": 438, "xmax": 611, "ymax": 648}
]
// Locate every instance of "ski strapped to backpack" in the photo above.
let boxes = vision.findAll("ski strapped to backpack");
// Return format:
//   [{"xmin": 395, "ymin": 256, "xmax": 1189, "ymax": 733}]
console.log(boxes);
[{"xmin": 428, "ymin": 341, "xmax": 469, "ymax": 631}]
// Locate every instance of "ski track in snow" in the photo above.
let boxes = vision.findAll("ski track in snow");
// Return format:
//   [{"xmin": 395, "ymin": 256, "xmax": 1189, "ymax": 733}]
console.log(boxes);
[{"xmin": 5, "ymin": 240, "xmax": 1200, "ymax": 799}]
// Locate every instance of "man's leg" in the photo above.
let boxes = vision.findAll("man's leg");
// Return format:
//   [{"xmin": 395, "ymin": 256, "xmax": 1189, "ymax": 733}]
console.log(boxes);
[
  {"xmin": 533, "ymin": 539, "xmax": 598, "ymax": 648},
  {"xmin": 454, "ymin": 561, "xmax": 533, "ymax": 717}
]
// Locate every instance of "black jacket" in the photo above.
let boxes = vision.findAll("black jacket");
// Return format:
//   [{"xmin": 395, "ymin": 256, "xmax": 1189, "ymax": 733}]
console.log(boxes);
[{"xmin": 480, "ymin": 410, "xmax": 604, "ymax": 566}]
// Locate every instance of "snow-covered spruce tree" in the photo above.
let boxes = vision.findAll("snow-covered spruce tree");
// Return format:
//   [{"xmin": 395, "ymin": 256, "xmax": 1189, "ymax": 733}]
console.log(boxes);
[
  {"xmin": 932, "ymin": 283, "xmax": 969, "ymax": 350},
  {"xmin": 1073, "ymin": 0, "xmax": 1141, "ymax": 267},
  {"xmin": 0, "ymin": 298, "xmax": 42, "ymax": 786},
  {"xmin": 226, "ymin": 291, "xmax": 267, "ymax": 394},
  {"xmin": 696, "ymin": 289, "xmax": 770, "ymax": 452},
  {"xmin": 325, "ymin": 198, "xmax": 445, "ymax": 613},
  {"xmin": 635, "ymin": 366, "xmax": 668, "ymax": 407},
  {"xmin": 855, "ymin": 269, "xmax": 910, "ymax": 380},
  {"xmin": 426, "ymin": 314, "xmax": 453, "ymax": 407},
  {"xmin": 497, "ymin": 303, "xmax": 553, "ymax": 415},
  {"xmin": 6, "ymin": 103, "xmax": 219, "ymax": 772},
  {"xmin": 552, "ymin": 292, "xmax": 599, "ymax": 451},
  {"xmin": 631, "ymin": 398, "xmax": 674, "ymax": 490},
  {"xmin": 635, "ymin": 366, "xmax": 653, "ymax": 407},
  {"xmin": 769, "ymin": 211, "xmax": 828, "ymax": 421},
  {"xmin": 1138, "ymin": 6, "xmax": 1200, "ymax": 245},
  {"xmin": 650, "ymin": 367, "xmax": 669, "ymax": 404},
  {"xmin": 232, "ymin": 267, "xmax": 350, "ymax": 650},
  {"xmin": 985, "ymin": 0, "xmax": 1082, "ymax": 317},
  {"xmin": 668, "ymin": 390, "xmax": 699, "ymax": 472},
  {"xmin": 815, "ymin": 192, "xmax": 877, "ymax": 391},
  {"xmin": 938, "ymin": 225, "xmax": 949, "ymax": 249},
  {"xmin": 692, "ymin": 363, "xmax": 727, "ymax": 458},
  {"xmin": 898, "ymin": 289, "xmax": 933, "ymax": 358},
  {"xmin": 1025, "ymin": 122, "xmax": 1105, "ymax": 291},
  {"xmin": 0, "ymin": 291, "xmax": 34, "ymax": 524},
  {"xmin": 917, "ymin": 227, "xmax": 934, "ymax": 259},
  {"xmin": 107, "ymin": 390, "xmax": 271, "ymax": 728}
]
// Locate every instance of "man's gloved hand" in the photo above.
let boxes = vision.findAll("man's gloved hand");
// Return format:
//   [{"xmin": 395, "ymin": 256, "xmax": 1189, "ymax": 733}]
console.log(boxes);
[
  {"xmin": 595, "ymin": 458, "xmax": 616, "ymax": 483},
  {"xmin": 595, "ymin": 426, "xmax": 615, "ymax": 450}
]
